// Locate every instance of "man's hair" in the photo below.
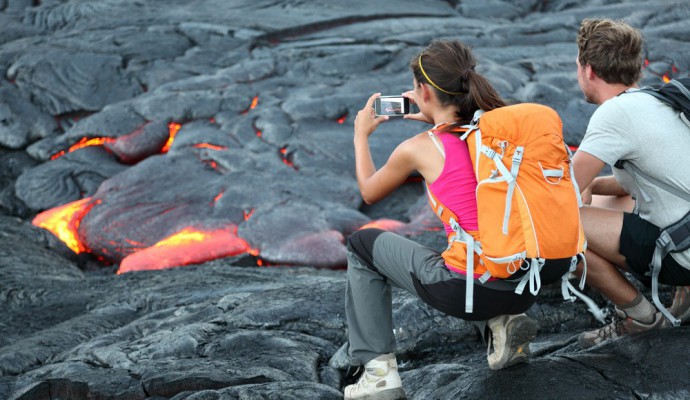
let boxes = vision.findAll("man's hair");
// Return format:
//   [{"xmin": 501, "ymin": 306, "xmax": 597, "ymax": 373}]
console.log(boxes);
[{"xmin": 577, "ymin": 18, "xmax": 644, "ymax": 85}]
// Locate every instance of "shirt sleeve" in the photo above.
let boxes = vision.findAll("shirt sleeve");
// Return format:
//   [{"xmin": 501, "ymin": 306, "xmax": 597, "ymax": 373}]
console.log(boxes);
[{"xmin": 577, "ymin": 99, "xmax": 638, "ymax": 166}]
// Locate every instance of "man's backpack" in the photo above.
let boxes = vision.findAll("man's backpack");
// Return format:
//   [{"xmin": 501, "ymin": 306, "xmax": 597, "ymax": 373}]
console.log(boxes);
[
  {"xmin": 426, "ymin": 103, "xmax": 592, "ymax": 316},
  {"xmin": 639, "ymin": 77, "xmax": 690, "ymax": 128},
  {"xmin": 617, "ymin": 77, "xmax": 690, "ymax": 326}
]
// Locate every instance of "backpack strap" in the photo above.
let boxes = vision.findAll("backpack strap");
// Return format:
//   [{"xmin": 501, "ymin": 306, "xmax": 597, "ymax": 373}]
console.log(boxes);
[
  {"xmin": 637, "ymin": 78, "xmax": 690, "ymax": 127},
  {"xmin": 426, "ymin": 184, "xmax": 484, "ymax": 313},
  {"xmin": 427, "ymin": 130, "xmax": 445, "ymax": 158},
  {"xmin": 565, "ymin": 145, "xmax": 584, "ymax": 208},
  {"xmin": 615, "ymin": 161, "xmax": 690, "ymax": 326},
  {"xmin": 649, "ymin": 209, "xmax": 690, "ymax": 327},
  {"xmin": 616, "ymin": 160, "xmax": 690, "ymax": 202},
  {"xmin": 425, "ymin": 142, "xmax": 486, "ymax": 314}
]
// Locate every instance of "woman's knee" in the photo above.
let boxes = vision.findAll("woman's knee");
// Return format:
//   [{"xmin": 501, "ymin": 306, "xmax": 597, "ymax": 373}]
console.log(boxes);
[{"xmin": 347, "ymin": 228, "xmax": 385, "ymax": 256}]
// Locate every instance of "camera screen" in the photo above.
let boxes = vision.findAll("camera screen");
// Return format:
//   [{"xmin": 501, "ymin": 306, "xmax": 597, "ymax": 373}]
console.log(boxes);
[{"xmin": 376, "ymin": 97, "xmax": 408, "ymax": 116}]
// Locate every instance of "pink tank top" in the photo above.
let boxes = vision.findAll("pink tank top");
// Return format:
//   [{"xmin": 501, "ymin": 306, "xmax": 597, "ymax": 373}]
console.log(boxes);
[{"xmin": 427, "ymin": 131, "xmax": 479, "ymax": 234}]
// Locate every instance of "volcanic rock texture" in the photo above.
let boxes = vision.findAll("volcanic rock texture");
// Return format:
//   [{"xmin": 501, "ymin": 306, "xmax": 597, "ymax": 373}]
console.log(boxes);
[{"xmin": 1, "ymin": 0, "xmax": 690, "ymax": 399}]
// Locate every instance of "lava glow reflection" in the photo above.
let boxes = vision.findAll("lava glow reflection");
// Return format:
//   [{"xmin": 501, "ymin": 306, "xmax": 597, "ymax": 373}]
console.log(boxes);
[{"xmin": 358, "ymin": 219, "xmax": 406, "ymax": 231}]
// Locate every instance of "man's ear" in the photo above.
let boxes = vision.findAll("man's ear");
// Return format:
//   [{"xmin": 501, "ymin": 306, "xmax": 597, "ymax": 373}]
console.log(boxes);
[{"xmin": 585, "ymin": 63, "xmax": 597, "ymax": 81}]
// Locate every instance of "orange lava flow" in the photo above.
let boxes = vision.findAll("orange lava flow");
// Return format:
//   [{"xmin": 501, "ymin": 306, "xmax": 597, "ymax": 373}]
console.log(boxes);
[
  {"xmin": 161, "ymin": 122, "xmax": 182, "ymax": 153},
  {"xmin": 117, "ymin": 226, "xmax": 252, "ymax": 274},
  {"xmin": 32, "ymin": 197, "xmax": 96, "ymax": 254},
  {"xmin": 70, "ymin": 137, "xmax": 114, "ymax": 151},
  {"xmin": 243, "ymin": 208, "xmax": 254, "ymax": 221},
  {"xmin": 50, "ymin": 137, "xmax": 115, "ymax": 160},
  {"xmin": 193, "ymin": 143, "xmax": 227, "ymax": 151},
  {"xmin": 250, "ymin": 96, "xmax": 259, "ymax": 110},
  {"xmin": 337, "ymin": 114, "xmax": 347, "ymax": 124}
]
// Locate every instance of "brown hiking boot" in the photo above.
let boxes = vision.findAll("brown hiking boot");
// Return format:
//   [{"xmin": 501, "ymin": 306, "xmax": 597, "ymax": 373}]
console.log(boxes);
[{"xmin": 578, "ymin": 307, "xmax": 666, "ymax": 349}]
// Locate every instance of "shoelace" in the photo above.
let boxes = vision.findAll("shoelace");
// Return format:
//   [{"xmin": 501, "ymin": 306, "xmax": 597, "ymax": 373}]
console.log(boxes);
[
  {"xmin": 343, "ymin": 364, "xmax": 363, "ymax": 388},
  {"xmin": 597, "ymin": 315, "xmax": 626, "ymax": 341}
]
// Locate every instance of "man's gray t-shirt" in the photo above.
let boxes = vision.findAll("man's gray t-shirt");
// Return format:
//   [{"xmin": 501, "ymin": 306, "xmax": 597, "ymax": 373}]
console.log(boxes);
[{"xmin": 579, "ymin": 88, "xmax": 690, "ymax": 268}]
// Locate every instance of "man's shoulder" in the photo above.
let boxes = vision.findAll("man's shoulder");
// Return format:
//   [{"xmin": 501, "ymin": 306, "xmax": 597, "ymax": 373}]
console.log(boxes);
[{"xmin": 591, "ymin": 90, "xmax": 666, "ymax": 126}]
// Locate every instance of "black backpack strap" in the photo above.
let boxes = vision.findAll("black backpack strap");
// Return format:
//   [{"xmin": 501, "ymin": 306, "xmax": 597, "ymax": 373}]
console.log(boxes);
[
  {"xmin": 669, "ymin": 78, "xmax": 690, "ymax": 99},
  {"xmin": 638, "ymin": 77, "xmax": 690, "ymax": 127},
  {"xmin": 650, "ymin": 209, "xmax": 690, "ymax": 327},
  {"xmin": 616, "ymin": 160, "xmax": 690, "ymax": 202},
  {"xmin": 616, "ymin": 160, "xmax": 690, "ymax": 326}
]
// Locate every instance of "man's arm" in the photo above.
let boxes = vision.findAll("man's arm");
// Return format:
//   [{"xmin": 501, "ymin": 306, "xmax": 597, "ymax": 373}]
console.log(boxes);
[
  {"xmin": 572, "ymin": 150, "xmax": 629, "ymax": 205},
  {"xmin": 588, "ymin": 175, "xmax": 629, "ymax": 196},
  {"xmin": 572, "ymin": 150, "xmax": 606, "ymax": 191}
]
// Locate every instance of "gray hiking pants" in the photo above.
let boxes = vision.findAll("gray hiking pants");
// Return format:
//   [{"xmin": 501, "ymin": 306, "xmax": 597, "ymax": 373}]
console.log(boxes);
[{"xmin": 345, "ymin": 228, "xmax": 570, "ymax": 365}]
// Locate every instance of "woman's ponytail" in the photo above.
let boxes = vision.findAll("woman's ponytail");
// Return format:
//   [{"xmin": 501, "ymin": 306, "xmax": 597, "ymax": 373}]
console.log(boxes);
[{"xmin": 466, "ymin": 70, "xmax": 505, "ymax": 114}]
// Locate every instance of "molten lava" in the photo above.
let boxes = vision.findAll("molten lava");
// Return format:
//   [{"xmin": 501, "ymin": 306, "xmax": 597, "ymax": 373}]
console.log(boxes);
[
  {"xmin": 161, "ymin": 122, "xmax": 182, "ymax": 153},
  {"xmin": 193, "ymin": 143, "xmax": 227, "ymax": 151},
  {"xmin": 50, "ymin": 137, "xmax": 116, "ymax": 160},
  {"xmin": 118, "ymin": 226, "xmax": 252, "ymax": 274},
  {"xmin": 279, "ymin": 147, "xmax": 297, "ymax": 170},
  {"xmin": 243, "ymin": 208, "xmax": 255, "ymax": 221},
  {"xmin": 32, "ymin": 197, "xmax": 96, "ymax": 253},
  {"xmin": 242, "ymin": 96, "xmax": 260, "ymax": 114}
]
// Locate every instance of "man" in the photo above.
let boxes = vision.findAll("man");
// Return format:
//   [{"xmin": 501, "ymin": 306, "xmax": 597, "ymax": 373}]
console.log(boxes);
[{"xmin": 572, "ymin": 18, "xmax": 690, "ymax": 348}]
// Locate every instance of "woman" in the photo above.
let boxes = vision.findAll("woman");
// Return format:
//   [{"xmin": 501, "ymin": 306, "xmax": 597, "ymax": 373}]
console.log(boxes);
[{"xmin": 343, "ymin": 39, "xmax": 571, "ymax": 400}]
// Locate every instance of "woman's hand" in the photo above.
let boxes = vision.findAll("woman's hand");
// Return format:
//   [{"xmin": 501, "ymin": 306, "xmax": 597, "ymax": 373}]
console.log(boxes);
[
  {"xmin": 401, "ymin": 90, "xmax": 432, "ymax": 124},
  {"xmin": 354, "ymin": 93, "xmax": 388, "ymax": 140}
]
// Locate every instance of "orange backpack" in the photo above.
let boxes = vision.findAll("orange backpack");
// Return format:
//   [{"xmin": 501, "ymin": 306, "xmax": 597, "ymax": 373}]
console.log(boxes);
[{"xmin": 427, "ymin": 103, "xmax": 591, "ymax": 315}]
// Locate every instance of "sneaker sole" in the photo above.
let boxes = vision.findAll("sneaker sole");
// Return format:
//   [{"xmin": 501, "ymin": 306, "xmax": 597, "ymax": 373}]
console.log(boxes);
[
  {"xmin": 490, "ymin": 315, "xmax": 537, "ymax": 370},
  {"xmin": 344, "ymin": 387, "xmax": 407, "ymax": 400},
  {"xmin": 577, "ymin": 333, "xmax": 597, "ymax": 349}
]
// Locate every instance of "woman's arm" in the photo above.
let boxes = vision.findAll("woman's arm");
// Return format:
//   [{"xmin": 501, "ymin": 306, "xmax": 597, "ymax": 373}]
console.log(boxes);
[{"xmin": 354, "ymin": 93, "xmax": 418, "ymax": 204}]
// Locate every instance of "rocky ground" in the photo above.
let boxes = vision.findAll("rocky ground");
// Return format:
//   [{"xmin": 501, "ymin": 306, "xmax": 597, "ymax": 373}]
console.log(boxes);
[{"xmin": 1, "ymin": 0, "xmax": 690, "ymax": 399}]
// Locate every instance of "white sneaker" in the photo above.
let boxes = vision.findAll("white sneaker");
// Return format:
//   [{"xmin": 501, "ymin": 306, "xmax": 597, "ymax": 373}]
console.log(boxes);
[
  {"xmin": 343, "ymin": 353, "xmax": 407, "ymax": 400},
  {"xmin": 486, "ymin": 314, "xmax": 537, "ymax": 370}
]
